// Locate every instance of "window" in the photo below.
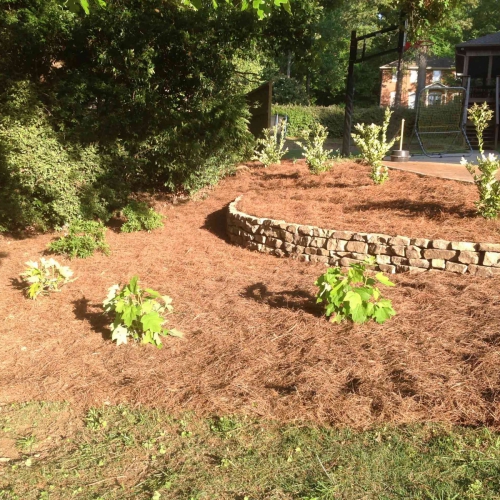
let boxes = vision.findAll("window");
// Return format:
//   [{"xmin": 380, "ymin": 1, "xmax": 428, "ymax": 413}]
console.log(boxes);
[
  {"xmin": 428, "ymin": 92, "xmax": 442, "ymax": 105},
  {"xmin": 432, "ymin": 70, "xmax": 442, "ymax": 82},
  {"xmin": 410, "ymin": 70, "xmax": 418, "ymax": 83},
  {"xmin": 390, "ymin": 91, "xmax": 396, "ymax": 106},
  {"xmin": 408, "ymin": 93, "xmax": 416, "ymax": 109}
]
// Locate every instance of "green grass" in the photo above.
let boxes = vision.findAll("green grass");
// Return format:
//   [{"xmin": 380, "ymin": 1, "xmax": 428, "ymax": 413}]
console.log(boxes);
[{"xmin": 1, "ymin": 402, "xmax": 500, "ymax": 499}]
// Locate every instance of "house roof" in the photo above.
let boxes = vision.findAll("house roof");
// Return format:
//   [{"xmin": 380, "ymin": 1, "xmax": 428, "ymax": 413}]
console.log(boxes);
[
  {"xmin": 380, "ymin": 56, "xmax": 454, "ymax": 70},
  {"xmin": 456, "ymin": 32, "xmax": 500, "ymax": 48}
]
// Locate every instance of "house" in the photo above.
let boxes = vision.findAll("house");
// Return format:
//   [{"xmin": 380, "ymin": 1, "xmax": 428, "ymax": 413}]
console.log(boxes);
[
  {"xmin": 456, "ymin": 32, "xmax": 500, "ymax": 148},
  {"xmin": 379, "ymin": 57, "xmax": 455, "ymax": 108}
]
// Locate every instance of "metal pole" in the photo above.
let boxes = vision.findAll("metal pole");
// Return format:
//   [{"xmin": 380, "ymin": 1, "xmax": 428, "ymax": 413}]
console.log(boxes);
[{"xmin": 342, "ymin": 30, "xmax": 357, "ymax": 157}]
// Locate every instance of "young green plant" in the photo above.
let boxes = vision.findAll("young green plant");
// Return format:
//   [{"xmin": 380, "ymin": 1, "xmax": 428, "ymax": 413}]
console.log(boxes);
[
  {"xmin": 252, "ymin": 123, "xmax": 289, "ymax": 168},
  {"xmin": 20, "ymin": 258, "xmax": 74, "ymax": 299},
  {"xmin": 352, "ymin": 107, "xmax": 396, "ymax": 184},
  {"xmin": 461, "ymin": 103, "xmax": 500, "ymax": 219},
  {"xmin": 48, "ymin": 220, "xmax": 110, "ymax": 259},
  {"xmin": 121, "ymin": 201, "xmax": 164, "ymax": 233},
  {"xmin": 295, "ymin": 121, "xmax": 335, "ymax": 174},
  {"xmin": 315, "ymin": 257, "xmax": 396, "ymax": 324},
  {"xmin": 103, "ymin": 276, "xmax": 182, "ymax": 347}
]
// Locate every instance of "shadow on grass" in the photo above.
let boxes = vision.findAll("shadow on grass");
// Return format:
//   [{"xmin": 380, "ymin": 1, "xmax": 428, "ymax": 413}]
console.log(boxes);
[
  {"xmin": 72, "ymin": 297, "xmax": 110, "ymax": 340},
  {"xmin": 353, "ymin": 199, "xmax": 476, "ymax": 219},
  {"xmin": 243, "ymin": 282, "xmax": 323, "ymax": 317},
  {"xmin": 202, "ymin": 206, "xmax": 229, "ymax": 242}
]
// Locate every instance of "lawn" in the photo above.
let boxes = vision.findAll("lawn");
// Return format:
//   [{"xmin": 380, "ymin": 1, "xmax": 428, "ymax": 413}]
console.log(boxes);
[{"xmin": 1, "ymin": 160, "xmax": 500, "ymax": 497}]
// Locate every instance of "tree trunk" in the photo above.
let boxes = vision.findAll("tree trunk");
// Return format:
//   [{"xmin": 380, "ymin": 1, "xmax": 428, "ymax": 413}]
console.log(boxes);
[
  {"xmin": 416, "ymin": 45, "xmax": 428, "ymax": 108},
  {"xmin": 286, "ymin": 51, "xmax": 292, "ymax": 78}
]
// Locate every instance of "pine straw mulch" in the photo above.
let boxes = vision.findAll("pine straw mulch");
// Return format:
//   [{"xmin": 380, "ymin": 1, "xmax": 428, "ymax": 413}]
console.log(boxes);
[
  {"xmin": 238, "ymin": 160, "xmax": 500, "ymax": 243},
  {"xmin": 0, "ymin": 161, "xmax": 500, "ymax": 429}
]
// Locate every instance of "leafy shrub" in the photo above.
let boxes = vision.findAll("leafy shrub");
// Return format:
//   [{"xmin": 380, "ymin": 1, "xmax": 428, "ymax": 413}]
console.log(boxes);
[
  {"xmin": 48, "ymin": 220, "xmax": 110, "ymax": 259},
  {"xmin": 315, "ymin": 258, "xmax": 396, "ymax": 324},
  {"xmin": 20, "ymin": 258, "xmax": 74, "ymax": 299},
  {"xmin": 103, "ymin": 276, "xmax": 182, "ymax": 347},
  {"xmin": 295, "ymin": 122, "xmax": 335, "ymax": 174},
  {"xmin": 352, "ymin": 107, "xmax": 396, "ymax": 184},
  {"xmin": 272, "ymin": 76, "xmax": 309, "ymax": 105},
  {"xmin": 252, "ymin": 123, "xmax": 289, "ymax": 167},
  {"xmin": 272, "ymin": 105, "xmax": 415, "ymax": 140},
  {"xmin": 0, "ymin": 81, "xmax": 116, "ymax": 232},
  {"xmin": 462, "ymin": 103, "xmax": 500, "ymax": 219},
  {"xmin": 121, "ymin": 201, "xmax": 164, "ymax": 233}
]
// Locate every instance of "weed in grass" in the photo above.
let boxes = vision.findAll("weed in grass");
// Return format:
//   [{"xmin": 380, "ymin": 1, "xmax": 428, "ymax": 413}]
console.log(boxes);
[
  {"xmin": 15, "ymin": 434, "xmax": 36, "ymax": 452},
  {"xmin": 121, "ymin": 201, "xmax": 163, "ymax": 233}
]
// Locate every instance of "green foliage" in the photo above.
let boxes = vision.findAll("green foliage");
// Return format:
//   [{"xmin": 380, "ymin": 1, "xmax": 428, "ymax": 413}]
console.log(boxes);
[
  {"xmin": 295, "ymin": 122, "xmax": 334, "ymax": 174},
  {"xmin": 462, "ymin": 103, "xmax": 500, "ymax": 219},
  {"xmin": 103, "ymin": 276, "xmax": 182, "ymax": 347},
  {"xmin": 0, "ymin": 81, "xmax": 121, "ymax": 232},
  {"xmin": 20, "ymin": 258, "xmax": 74, "ymax": 299},
  {"xmin": 272, "ymin": 105, "xmax": 320, "ymax": 137},
  {"xmin": 315, "ymin": 257, "xmax": 396, "ymax": 324},
  {"xmin": 121, "ymin": 201, "xmax": 164, "ymax": 233},
  {"xmin": 352, "ymin": 107, "xmax": 397, "ymax": 185},
  {"xmin": 48, "ymin": 220, "xmax": 110, "ymax": 259},
  {"xmin": 272, "ymin": 76, "xmax": 309, "ymax": 105},
  {"xmin": 252, "ymin": 124, "xmax": 289, "ymax": 167}
]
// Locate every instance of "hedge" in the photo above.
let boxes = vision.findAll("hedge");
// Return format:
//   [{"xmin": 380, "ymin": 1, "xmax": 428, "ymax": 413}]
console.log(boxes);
[{"xmin": 272, "ymin": 104, "xmax": 416, "ymax": 140}]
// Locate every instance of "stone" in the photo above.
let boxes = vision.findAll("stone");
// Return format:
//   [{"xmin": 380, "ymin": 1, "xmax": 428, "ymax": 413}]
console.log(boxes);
[
  {"xmin": 451, "ymin": 241, "xmax": 478, "ymax": 251},
  {"xmin": 367, "ymin": 233, "xmax": 390, "ymax": 244},
  {"xmin": 335, "ymin": 231, "xmax": 354, "ymax": 240},
  {"xmin": 315, "ymin": 256, "xmax": 329, "ymax": 263},
  {"xmin": 483, "ymin": 252, "xmax": 500, "ymax": 267},
  {"xmin": 389, "ymin": 235, "xmax": 411, "ymax": 246},
  {"xmin": 282, "ymin": 232, "xmax": 295, "ymax": 243},
  {"xmin": 406, "ymin": 246, "xmax": 422, "ymax": 259},
  {"xmin": 293, "ymin": 245, "xmax": 305, "ymax": 255},
  {"xmin": 262, "ymin": 228, "xmax": 280, "ymax": 238},
  {"xmin": 305, "ymin": 247, "xmax": 317, "ymax": 255},
  {"xmin": 346, "ymin": 241, "xmax": 368, "ymax": 253},
  {"xmin": 408, "ymin": 258, "xmax": 430, "ymax": 269},
  {"xmin": 283, "ymin": 242, "xmax": 294, "ymax": 253},
  {"xmin": 391, "ymin": 257, "xmax": 409, "ymax": 266},
  {"xmin": 340, "ymin": 257, "xmax": 360, "ymax": 267},
  {"xmin": 378, "ymin": 263, "xmax": 396, "ymax": 274},
  {"xmin": 376, "ymin": 254, "xmax": 391, "ymax": 265},
  {"xmin": 352, "ymin": 233, "xmax": 368, "ymax": 242},
  {"xmin": 328, "ymin": 257, "xmax": 340, "ymax": 266},
  {"xmin": 298, "ymin": 225, "xmax": 314, "ymax": 236},
  {"xmin": 410, "ymin": 238, "xmax": 431, "ymax": 248},
  {"xmin": 317, "ymin": 248, "xmax": 329, "ymax": 256},
  {"xmin": 468, "ymin": 265, "xmax": 500, "ymax": 277},
  {"xmin": 431, "ymin": 259, "xmax": 445, "ymax": 269},
  {"xmin": 297, "ymin": 254, "xmax": 310, "ymax": 262},
  {"xmin": 254, "ymin": 235, "xmax": 266, "ymax": 244},
  {"xmin": 423, "ymin": 249, "xmax": 457, "ymax": 260},
  {"xmin": 310, "ymin": 237, "xmax": 327, "ymax": 248},
  {"xmin": 240, "ymin": 232, "xmax": 254, "ymax": 242},
  {"xmin": 350, "ymin": 252, "xmax": 368, "ymax": 261},
  {"xmin": 368, "ymin": 243, "xmax": 390, "ymax": 255},
  {"xmin": 388, "ymin": 245, "xmax": 406, "ymax": 257},
  {"xmin": 457, "ymin": 251, "xmax": 480, "ymax": 265},
  {"xmin": 477, "ymin": 242, "xmax": 500, "ymax": 252},
  {"xmin": 287, "ymin": 224, "xmax": 299, "ymax": 234},
  {"xmin": 395, "ymin": 265, "xmax": 411, "ymax": 273},
  {"xmin": 274, "ymin": 249, "xmax": 285, "ymax": 258},
  {"xmin": 295, "ymin": 235, "xmax": 312, "ymax": 247},
  {"xmin": 327, "ymin": 239, "xmax": 347, "ymax": 251},
  {"xmin": 431, "ymin": 239, "xmax": 451, "ymax": 250},
  {"xmin": 445, "ymin": 262, "xmax": 467, "ymax": 274}
]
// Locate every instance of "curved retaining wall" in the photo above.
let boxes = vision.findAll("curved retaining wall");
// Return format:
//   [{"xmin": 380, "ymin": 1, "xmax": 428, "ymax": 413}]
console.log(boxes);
[{"xmin": 227, "ymin": 196, "xmax": 500, "ymax": 277}]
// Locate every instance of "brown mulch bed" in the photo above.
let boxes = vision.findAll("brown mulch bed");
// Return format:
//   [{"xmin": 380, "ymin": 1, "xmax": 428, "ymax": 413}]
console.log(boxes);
[
  {"xmin": 238, "ymin": 160, "xmax": 500, "ymax": 243},
  {"xmin": 0, "ymin": 162, "xmax": 500, "ymax": 429}
]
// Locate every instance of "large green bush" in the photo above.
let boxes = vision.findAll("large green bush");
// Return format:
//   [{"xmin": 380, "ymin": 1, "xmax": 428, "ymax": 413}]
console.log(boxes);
[
  {"xmin": 0, "ymin": 0, "xmax": 258, "ymax": 230},
  {"xmin": 0, "ymin": 82, "xmax": 119, "ymax": 231},
  {"xmin": 273, "ymin": 104, "xmax": 415, "ymax": 139}
]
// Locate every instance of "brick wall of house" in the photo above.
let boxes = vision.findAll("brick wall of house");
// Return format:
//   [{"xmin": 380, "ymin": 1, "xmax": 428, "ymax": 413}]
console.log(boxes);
[{"xmin": 380, "ymin": 68, "xmax": 455, "ymax": 107}]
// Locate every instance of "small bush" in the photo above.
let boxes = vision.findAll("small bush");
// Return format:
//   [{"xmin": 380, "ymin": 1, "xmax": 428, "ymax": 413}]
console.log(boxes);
[
  {"xmin": 295, "ymin": 122, "xmax": 335, "ymax": 174},
  {"xmin": 462, "ymin": 103, "xmax": 500, "ymax": 219},
  {"xmin": 103, "ymin": 276, "xmax": 183, "ymax": 347},
  {"xmin": 20, "ymin": 258, "xmax": 74, "ymax": 299},
  {"xmin": 352, "ymin": 107, "xmax": 396, "ymax": 184},
  {"xmin": 48, "ymin": 220, "xmax": 110, "ymax": 259},
  {"xmin": 272, "ymin": 76, "xmax": 309, "ymax": 105},
  {"xmin": 272, "ymin": 105, "xmax": 319, "ymax": 137},
  {"xmin": 121, "ymin": 201, "xmax": 164, "ymax": 233},
  {"xmin": 315, "ymin": 257, "xmax": 396, "ymax": 324},
  {"xmin": 252, "ymin": 124, "xmax": 289, "ymax": 167}
]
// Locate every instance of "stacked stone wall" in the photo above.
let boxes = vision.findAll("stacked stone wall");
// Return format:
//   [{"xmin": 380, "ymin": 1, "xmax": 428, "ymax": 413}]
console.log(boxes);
[{"xmin": 227, "ymin": 196, "xmax": 500, "ymax": 277}]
